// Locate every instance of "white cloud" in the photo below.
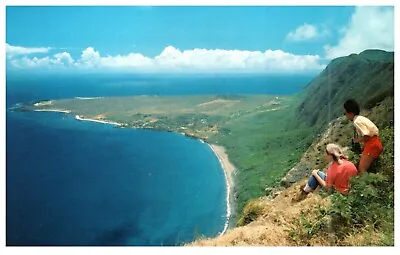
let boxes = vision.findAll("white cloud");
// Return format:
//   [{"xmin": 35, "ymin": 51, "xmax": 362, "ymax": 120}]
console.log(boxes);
[
  {"xmin": 325, "ymin": 6, "xmax": 394, "ymax": 59},
  {"xmin": 101, "ymin": 53, "xmax": 153, "ymax": 68},
  {"xmin": 6, "ymin": 43, "xmax": 50, "ymax": 56},
  {"xmin": 8, "ymin": 45, "xmax": 325, "ymax": 73},
  {"xmin": 11, "ymin": 52, "xmax": 74, "ymax": 68},
  {"xmin": 286, "ymin": 23, "xmax": 328, "ymax": 42},
  {"xmin": 53, "ymin": 52, "xmax": 74, "ymax": 66},
  {"xmin": 77, "ymin": 47, "xmax": 101, "ymax": 67}
]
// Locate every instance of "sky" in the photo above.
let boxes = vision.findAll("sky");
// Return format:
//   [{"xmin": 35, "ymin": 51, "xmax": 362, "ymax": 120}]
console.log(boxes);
[{"xmin": 4, "ymin": 5, "xmax": 396, "ymax": 73}]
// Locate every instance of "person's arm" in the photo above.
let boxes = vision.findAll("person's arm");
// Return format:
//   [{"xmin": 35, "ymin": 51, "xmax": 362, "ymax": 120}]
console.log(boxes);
[{"xmin": 312, "ymin": 169, "xmax": 333, "ymax": 190}]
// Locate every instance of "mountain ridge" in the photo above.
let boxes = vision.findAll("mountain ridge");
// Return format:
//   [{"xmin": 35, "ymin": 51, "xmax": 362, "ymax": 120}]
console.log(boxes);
[{"xmin": 296, "ymin": 49, "xmax": 394, "ymax": 129}]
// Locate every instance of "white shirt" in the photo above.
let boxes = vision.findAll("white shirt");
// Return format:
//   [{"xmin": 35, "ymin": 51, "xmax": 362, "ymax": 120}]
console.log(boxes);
[{"xmin": 353, "ymin": 115, "xmax": 379, "ymax": 137}]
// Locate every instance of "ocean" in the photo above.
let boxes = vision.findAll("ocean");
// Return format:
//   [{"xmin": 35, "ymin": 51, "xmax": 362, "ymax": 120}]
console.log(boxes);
[{"xmin": 6, "ymin": 73, "xmax": 313, "ymax": 246}]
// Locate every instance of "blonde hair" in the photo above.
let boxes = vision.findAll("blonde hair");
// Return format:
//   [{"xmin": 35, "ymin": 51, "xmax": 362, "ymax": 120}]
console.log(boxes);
[{"xmin": 326, "ymin": 143, "xmax": 348, "ymax": 164}]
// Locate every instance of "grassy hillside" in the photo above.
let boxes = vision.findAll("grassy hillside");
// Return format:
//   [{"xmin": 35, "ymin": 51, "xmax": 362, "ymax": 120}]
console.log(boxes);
[
  {"xmin": 282, "ymin": 50, "xmax": 394, "ymax": 186},
  {"xmin": 206, "ymin": 96, "xmax": 315, "ymax": 218},
  {"xmin": 189, "ymin": 101, "xmax": 394, "ymax": 246},
  {"xmin": 296, "ymin": 49, "xmax": 394, "ymax": 130}
]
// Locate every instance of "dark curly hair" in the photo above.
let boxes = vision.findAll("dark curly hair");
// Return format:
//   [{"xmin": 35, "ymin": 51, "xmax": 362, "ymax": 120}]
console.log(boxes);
[{"xmin": 343, "ymin": 99, "xmax": 360, "ymax": 115}]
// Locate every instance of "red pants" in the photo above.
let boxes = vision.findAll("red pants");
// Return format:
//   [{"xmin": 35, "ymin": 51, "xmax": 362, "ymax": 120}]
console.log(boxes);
[{"xmin": 362, "ymin": 136, "xmax": 383, "ymax": 159}]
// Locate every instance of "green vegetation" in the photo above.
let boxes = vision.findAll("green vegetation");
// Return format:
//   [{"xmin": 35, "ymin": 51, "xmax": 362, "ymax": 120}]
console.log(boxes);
[
  {"xmin": 280, "ymin": 49, "xmax": 394, "ymax": 187},
  {"xmin": 287, "ymin": 204, "xmax": 330, "ymax": 246},
  {"xmin": 33, "ymin": 94, "xmax": 282, "ymax": 141},
  {"xmin": 288, "ymin": 124, "xmax": 394, "ymax": 246},
  {"xmin": 285, "ymin": 49, "xmax": 394, "ymax": 246},
  {"xmin": 207, "ymin": 96, "xmax": 315, "ymax": 217},
  {"xmin": 296, "ymin": 49, "xmax": 394, "ymax": 131}
]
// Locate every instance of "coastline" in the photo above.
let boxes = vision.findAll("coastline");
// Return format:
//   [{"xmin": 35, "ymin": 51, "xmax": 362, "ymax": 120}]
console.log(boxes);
[
  {"xmin": 208, "ymin": 143, "xmax": 236, "ymax": 236},
  {"xmin": 34, "ymin": 109, "xmax": 71, "ymax": 113},
  {"xmin": 74, "ymin": 97, "xmax": 104, "ymax": 100},
  {"xmin": 75, "ymin": 115, "xmax": 122, "ymax": 126}
]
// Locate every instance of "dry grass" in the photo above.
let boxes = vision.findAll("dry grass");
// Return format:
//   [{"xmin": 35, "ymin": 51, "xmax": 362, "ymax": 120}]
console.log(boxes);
[
  {"xmin": 188, "ymin": 176, "xmax": 389, "ymax": 247},
  {"xmin": 337, "ymin": 227, "xmax": 385, "ymax": 246},
  {"xmin": 187, "ymin": 180, "xmax": 331, "ymax": 246},
  {"xmin": 94, "ymin": 114, "xmax": 107, "ymax": 120}
]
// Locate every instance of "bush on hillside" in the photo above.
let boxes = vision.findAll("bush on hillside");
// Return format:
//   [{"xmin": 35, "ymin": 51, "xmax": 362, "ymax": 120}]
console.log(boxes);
[
  {"xmin": 371, "ymin": 127, "xmax": 394, "ymax": 181},
  {"xmin": 329, "ymin": 173, "xmax": 393, "ymax": 230},
  {"xmin": 329, "ymin": 127, "xmax": 394, "ymax": 244},
  {"xmin": 364, "ymin": 88, "xmax": 394, "ymax": 109},
  {"xmin": 236, "ymin": 199, "xmax": 265, "ymax": 227}
]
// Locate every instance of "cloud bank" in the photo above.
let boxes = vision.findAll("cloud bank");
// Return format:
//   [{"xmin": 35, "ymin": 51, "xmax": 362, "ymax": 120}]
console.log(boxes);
[
  {"xmin": 6, "ymin": 43, "xmax": 51, "ymax": 57},
  {"xmin": 7, "ymin": 45, "xmax": 325, "ymax": 73},
  {"xmin": 325, "ymin": 6, "xmax": 394, "ymax": 59}
]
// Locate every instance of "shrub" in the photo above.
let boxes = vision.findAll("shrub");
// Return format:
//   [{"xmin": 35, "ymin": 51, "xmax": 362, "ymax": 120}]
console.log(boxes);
[
  {"xmin": 328, "ymin": 173, "xmax": 394, "ymax": 241},
  {"xmin": 372, "ymin": 126, "xmax": 394, "ymax": 181},
  {"xmin": 236, "ymin": 199, "xmax": 265, "ymax": 227},
  {"xmin": 332, "ymin": 174, "xmax": 391, "ymax": 221},
  {"xmin": 287, "ymin": 205, "xmax": 330, "ymax": 246}
]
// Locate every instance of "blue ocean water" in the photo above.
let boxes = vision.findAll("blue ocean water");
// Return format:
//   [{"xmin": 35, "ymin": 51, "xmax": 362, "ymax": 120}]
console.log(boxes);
[{"xmin": 6, "ymin": 73, "xmax": 313, "ymax": 246}]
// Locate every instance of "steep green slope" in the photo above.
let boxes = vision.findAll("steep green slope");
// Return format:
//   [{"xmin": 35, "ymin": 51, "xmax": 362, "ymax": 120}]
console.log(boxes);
[{"xmin": 296, "ymin": 49, "xmax": 394, "ymax": 130}]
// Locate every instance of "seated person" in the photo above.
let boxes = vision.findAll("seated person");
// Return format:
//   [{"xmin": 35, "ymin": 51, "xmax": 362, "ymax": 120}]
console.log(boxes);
[{"xmin": 295, "ymin": 143, "xmax": 358, "ymax": 200}]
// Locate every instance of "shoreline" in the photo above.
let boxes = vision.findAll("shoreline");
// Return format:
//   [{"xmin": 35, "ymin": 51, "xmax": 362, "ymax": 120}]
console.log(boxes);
[
  {"xmin": 208, "ymin": 143, "xmax": 236, "ymax": 236},
  {"xmin": 34, "ymin": 109, "xmax": 71, "ymax": 113},
  {"xmin": 74, "ymin": 97, "xmax": 104, "ymax": 100},
  {"xmin": 75, "ymin": 115, "xmax": 122, "ymax": 126}
]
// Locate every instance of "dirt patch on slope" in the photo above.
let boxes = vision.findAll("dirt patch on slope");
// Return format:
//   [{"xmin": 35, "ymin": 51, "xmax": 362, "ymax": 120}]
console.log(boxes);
[{"xmin": 188, "ymin": 180, "xmax": 330, "ymax": 246}]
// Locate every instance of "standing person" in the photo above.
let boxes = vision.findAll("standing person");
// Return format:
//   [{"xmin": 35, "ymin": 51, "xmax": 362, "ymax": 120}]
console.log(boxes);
[
  {"xmin": 343, "ymin": 99, "xmax": 383, "ymax": 174},
  {"xmin": 295, "ymin": 143, "xmax": 358, "ymax": 201}
]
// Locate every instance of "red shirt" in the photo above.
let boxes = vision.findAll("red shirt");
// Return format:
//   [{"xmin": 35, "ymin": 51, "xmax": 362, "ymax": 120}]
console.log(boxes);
[{"xmin": 325, "ymin": 159, "xmax": 358, "ymax": 194}]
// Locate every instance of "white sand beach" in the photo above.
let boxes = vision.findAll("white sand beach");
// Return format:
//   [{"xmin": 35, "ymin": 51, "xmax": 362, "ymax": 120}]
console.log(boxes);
[
  {"xmin": 34, "ymin": 109, "xmax": 71, "ymax": 113},
  {"xmin": 74, "ymin": 97, "xmax": 104, "ymax": 100},
  {"xmin": 209, "ymin": 143, "xmax": 236, "ymax": 236},
  {"xmin": 75, "ymin": 115, "xmax": 122, "ymax": 126}
]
